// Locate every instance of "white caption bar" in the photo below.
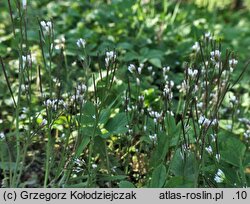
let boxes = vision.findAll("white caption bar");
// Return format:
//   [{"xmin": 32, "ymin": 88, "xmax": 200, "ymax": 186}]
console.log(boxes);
[{"xmin": 0, "ymin": 188, "xmax": 249, "ymax": 204}]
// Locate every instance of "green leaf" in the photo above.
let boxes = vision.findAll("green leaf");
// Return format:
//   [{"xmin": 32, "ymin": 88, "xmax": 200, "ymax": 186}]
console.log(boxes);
[
  {"xmin": 80, "ymin": 101, "xmax": 96, "ymax": 125},
  {"xmin": 170, "ymin": 148, "xmax": 197, "ymax": 183},
  {"xmin": 150, "ymin": 163, "xmax": 166, "ymax": 188},
  {"xmin": 118, "ymin": 181, "xmax": 135, "ymax": 188},
  {"xmin": 105, "ymin": 112, "xmax": 128, "ymax": 135},
  {"xmin": 165, "ymin": 176, "xmax": 194, "ymax": 187},
  {"xmin": 219, "ymin": 132, "xmax": 246, "ymax": 167},
  {"xmin": 149, "ymin": 58, "xmax": 162, "ymax": 68},
  {"xmin": 99, "ymin": 108, "xmax": 111, "ymax": 125},
  {"xmin": 150, "ymin": 131, "xmax": 170, "ymax": 167}
]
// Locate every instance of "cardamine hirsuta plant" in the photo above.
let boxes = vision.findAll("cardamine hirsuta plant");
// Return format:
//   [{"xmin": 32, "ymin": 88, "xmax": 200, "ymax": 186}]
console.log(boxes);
[{"xmin": 0, "ymin": 1, "xmax": 249, "ymax": 188}]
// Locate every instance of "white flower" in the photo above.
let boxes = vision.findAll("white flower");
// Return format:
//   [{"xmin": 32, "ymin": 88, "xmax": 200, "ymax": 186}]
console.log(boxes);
[
  {"xmin": 243, "ymin": 130, "xmax": 250, "ymax": 139},
  {"xmin": 215, "ymin": 154, "xmax": 221, "ymax": 162},
  {"xmin": 0, "ymin": 132, "xmax": 5, "ymax": 139},
  {"xmin": 229, "ymin": 59, "xmax": 238, "ymax": 68},
  {"xmin": 41, "ymin": 119, "xmax": 48, "ymax": 126},
  {"xmin": 128, "ymin": 64, "xmax": 136, "ymax": 73},
  {"xmin": 187, "ymin": 68, "xmax": 198, "ymax": 78},
  {"xmin": 138, "ymin": 95, "xmax": 144, "ymax": 101},
  {"xmin": 147, "ymin": 66, "xmax": 153, "ymax": 72},
  {"xmin": 40, "ymin": 21, "xmax": 46, "ymax": 28},
  {"xmin": 198, "ymin": 115, "xmax": 218, "ymax": 127},
  {"xmin": 214, "ymin": 169, "xmax": 225, "ymax": 183},
  {"xmin": 105, "ymin": 51, "xmax": 116, "ymax": 66},
  {"xmin": 211, "ymin": 118, "xmax": 218, "ymax": 126},
  {"xmin": 211, "ymin": 134, "xmax": 216, "ymax": 142},
  {"xmin": 76, "ymin": 38, "xmax": 86, "ymax": 48},
  {"xmin": 40, "ymin": 21, "xmax": 52, "ymax": 33},
  {"xmin": 192, "ymin": 42, "xmax": 200, "ymax": 52},
  {"xmin": 22, "ymin": 0, "xmax": 27, "ymax": 9},
  {"xmin": 204, "ymin": 32, "xmax": 213, "ymax": 41},
  {"xmin": 197, "ymin": 102, "xmax": 203, "ymax": 108},
  {"xmin": 198, "ymin": 115, "xmax": 210, "ymax": 127},
  {"xmin": 205, "ymin": 146, "xmax": 213, "ymax": 155},
  {"xmin": 138, "ymin": 67, "xmax": 142, "ymax": 74},
  {"xmin": 163, "ymin": 66, "xmax": 170, "ymax": 73},
  {"xmin": 177, "ymin": 80, "xmax": 189, "ymax": 94},
  {"xmin": 22, "ymin": 55, "xmax": 33, "ymax": 66},
  {"xmin": 92, "ymin": 164, "xmax": 97, "ymax": 169},
  {"xmin": 210, "ymin": 50, "xmax": 221, "ymax": 62},
  {"xmin": 149, "ymin": 134, "xmax": 157, "ymax": 142},
  {"xmin": 136, "ymin": 78, "xmax": 140, "ymax": 86},
  {"xmin": 44, "ymin": 99, "xmax": 52, "ymax": 107}
]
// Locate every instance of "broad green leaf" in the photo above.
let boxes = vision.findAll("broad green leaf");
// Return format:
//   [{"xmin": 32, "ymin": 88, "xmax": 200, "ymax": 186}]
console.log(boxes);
[
  {"xmin": 149, "ymin": 58, "xmax": 162, "ymax": 68},
  {"xmin": 105, "ymin": 112, "xmax": 128, "ymax": 135},
  {"xmin": 219, "ymin": 131, "xmax": 246, "ymax": 167},
  {"xmin": 165, "ymin": 176, "xmax": 194, "ymax": 187},
  {"xmin": 150, "ymin": 163, "xmax": 166, "ymax": 188},
  {"xmin": 170, "ymin": 148, "xmax": 197, "ymax": 182},
  {"xmin": 150, "ymin": 131, "xmax": 170, "ymax": 167},
  {"xmin": 118, "ymin": 181, "xmax": 135, "ymax": 188}
]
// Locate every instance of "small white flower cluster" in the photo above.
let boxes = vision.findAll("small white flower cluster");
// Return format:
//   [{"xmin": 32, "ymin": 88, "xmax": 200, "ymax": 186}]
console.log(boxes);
[
  {"xmin": 76, "ymin": 38, "xmax": 86, "ymax": 48},
  {"xmin": 0, "ymin": 132, "xmax": 5, "ymax": 140},
  {"xmin": 215, "ymin": 153, "xmax": 221, "ymax": 162},
  {"xmin": 229, "ymin": 58, "xmax": 238, "ymax": 72},
  {"xmin": 44, "ymin": 99, "xmax": 67, "ymax": 110},
  {"xmin": 197, "ymin": 101, "xmax": 203, "ymax": 109},
  {"xmin": 92, "ymin": 164, "xmax": 98, "ymax": 169},
  {"xmin": 147, "ymin": 66, "xmax": 153, "ymax": 72},
  {"xmin": 204, "ymin": 32, "xmax": 213, "ymax": 41},
  {"xmin": 137, "ymin": 63, "xmax": 144, "ymax": 75},
  {"xmin": 205, "ymin": 146, "xmax": 213, "ymax": 155},
  {"xmin": 128, "ymin": 63, "xmax": 144, "ymax": 75},
  {"xmin": 211, "ymin": 134, "xmax": 217, "ymax": 142},
  {"xmin": 192, "ymin": 42, "xmax": 200, "ymax": 53},
  {"xmin": 71, "ymin": 84, "xmax": 87, "ymax": 103},
  {"xmin": 177, "ymin": 80, "xmax": 189, "ymax": 94},
  {"xmin": 243, "ymin": 130, "xmax": 250, "ymax": 139},
  {"xmin": 22, "ymin": 54, "xmax": 34, "ymax": 67},
  {"xmin": 55, "ymin": 36, "xmax": 66, "ymax": 50},
  {"xmin": 163, "ymin": 80, "xmax": 174, "ymax": 101},
  {"xmin": 163, "ymin": 66, "xmax": 170, "ymax": 81},
  {"xmin": 128, "ymin": 64, "xmax": 136, "ymax": 73},
  {"xmin": 40, "ymin": 21, "xmax": 52, "ymax": 34},
  {"xmin": 229, "ymin": 58, "xmax": 238, "ymax": 68},
  {"xmin": 238, "ymin": 118, "xmax": 250, "ymax": 125},
  {"xmin": 74, "ymin": 158, "xmax": 85, "ymax": 173},
  {"xmin": 148, "ymin": 108, "xmax": 163, "ymax": 123},
  {"xmin": 105, "ymin": 51, "xmax": 116, "ymax": 67},
  {"xmin": 149, "ymin": 133, "xmax": 157, "ymax": 142},
  {"xmin": 214, "ymin": 169, "xmax": 225, "ymax": 183},
  {"xmin": 210, "ymin": 50, "xmax": 221, "ymax": 62},
  {"xmin": 198, "ymin": 115, "xmax": 218, "ymax": 127},
  {"xmin": 187, "ymin": 67, "xmax": 198, "ymax": 78},
  {"xmin": 138, "ymin": 95, "xmax": 144, "ymax": 102}
]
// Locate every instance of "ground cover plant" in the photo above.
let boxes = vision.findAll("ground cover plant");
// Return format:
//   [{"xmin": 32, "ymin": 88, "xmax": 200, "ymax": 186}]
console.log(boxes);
[{"xmin": 0, "ymin": 0, "xmax": 249, "ymax": 188}]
